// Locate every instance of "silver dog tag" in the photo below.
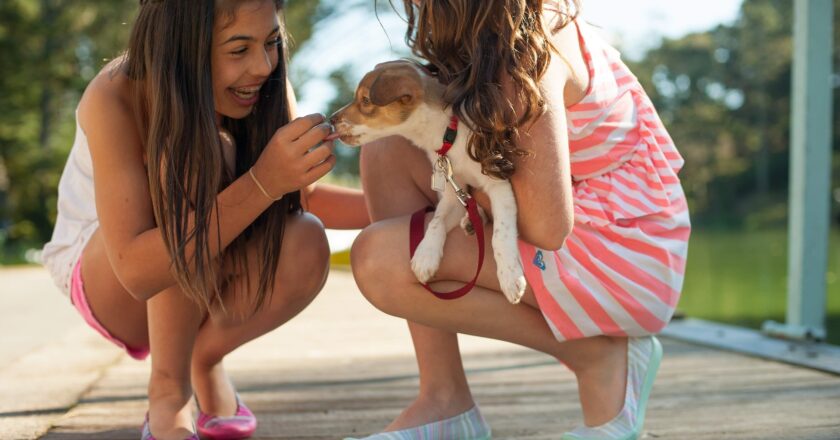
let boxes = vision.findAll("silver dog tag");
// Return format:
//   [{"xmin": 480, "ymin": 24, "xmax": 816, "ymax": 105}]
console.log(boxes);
[{"xmin": 431, "ymin": 170, "xmax": 446, "ymax": 192}]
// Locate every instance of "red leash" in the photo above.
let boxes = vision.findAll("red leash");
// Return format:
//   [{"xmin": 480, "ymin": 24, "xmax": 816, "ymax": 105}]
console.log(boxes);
[{"xmin": 408, "ymin": 116, "xmax": 485, "ymax": 300}]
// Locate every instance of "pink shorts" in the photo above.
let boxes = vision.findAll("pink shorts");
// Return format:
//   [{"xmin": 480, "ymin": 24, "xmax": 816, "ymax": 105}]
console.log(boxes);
[{"xmin": 70, "ymin": 257, "xmax": 150, "ymax": 360}]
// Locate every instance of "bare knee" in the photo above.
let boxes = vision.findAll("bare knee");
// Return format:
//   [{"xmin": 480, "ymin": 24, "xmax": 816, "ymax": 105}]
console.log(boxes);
[
  {"xmin": 214, "ymin": 213, "xmax": 328, "ymax": 328},
  {"xmin": 351, "ymin": 223, "xmax": 408, "ymax": 316},
  {"xmin": 249, "ymin": 213, "xmax": 329, "ymax": 332},
  {"xmin": 277, "ymin": 212, "xmax": 330, "ymax": 304}
]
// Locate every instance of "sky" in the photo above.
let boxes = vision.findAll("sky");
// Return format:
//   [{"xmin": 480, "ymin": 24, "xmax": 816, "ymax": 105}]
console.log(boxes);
[
  {"xmin": 293, "ymin": 0, "xmax": 745, "ymax": 115},
  {"xmin": 582, "ymin": 0, "xmax": 745, "ymax": 59}
]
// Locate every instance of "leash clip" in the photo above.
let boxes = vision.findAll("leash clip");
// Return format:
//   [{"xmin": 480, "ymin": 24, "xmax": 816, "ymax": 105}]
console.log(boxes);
[{"xmin": 436, "ymin": 156, "xmax": 469, "ymax": 206}]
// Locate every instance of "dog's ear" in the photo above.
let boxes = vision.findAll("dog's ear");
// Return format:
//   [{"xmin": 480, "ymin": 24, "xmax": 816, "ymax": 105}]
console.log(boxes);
[{"xmin": 369, "ymin": 70, "xmax": 420, "ymax": 107}]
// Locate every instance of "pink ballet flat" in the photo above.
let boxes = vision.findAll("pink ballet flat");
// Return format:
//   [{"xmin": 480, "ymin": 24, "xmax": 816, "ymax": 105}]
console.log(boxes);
[
  {"xmin": 196, "ymin": 394, "xmax": 257, "ymax": 440},
  {"xmin": 141, "ymin": 413, "xmax": 200, "ymax": 440}
]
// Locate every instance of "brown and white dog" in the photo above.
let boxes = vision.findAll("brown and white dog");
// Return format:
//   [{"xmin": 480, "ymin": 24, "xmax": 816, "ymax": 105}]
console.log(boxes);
[{"xmin": 330, "ymin": 60, "xmax": 526, "ymax": 304}]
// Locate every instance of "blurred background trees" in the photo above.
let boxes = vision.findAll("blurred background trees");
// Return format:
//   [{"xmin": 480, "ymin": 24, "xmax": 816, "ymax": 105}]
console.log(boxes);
[
  {"xmin": 627, "ymin": 0, "xmax": 840, "ymax": 229},
  {"xmin": 0, "ymin": 0, "xmax": 838, "ymax": 260},
  {"xmin": 0, "ymin": 0, "xmax": 137, "ymax": 261},
  {"xmin": 0, "ymin": 0, "xmax": 837, "ymax": 341},
  {"xmin": 0, "ymin": 0, "xmax": 372, "ymax": 261}
]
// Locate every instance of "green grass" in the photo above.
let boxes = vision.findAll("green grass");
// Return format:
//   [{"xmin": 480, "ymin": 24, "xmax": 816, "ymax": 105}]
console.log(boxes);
[{"xmin": 680, "ymin": 228, "xmax": 840, "ymax": 344}]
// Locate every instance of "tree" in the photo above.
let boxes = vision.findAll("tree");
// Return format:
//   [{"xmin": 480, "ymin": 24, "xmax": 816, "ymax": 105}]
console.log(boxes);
[
  {"xmin": 0, "ymin": 0, "xmax": 137, "ymax": 259},
  {"xmin": 627, "ymin": 0, "xmax": 838, "ymax": 228},
  {"xmin": 0, "ymin": 1, "xmax": 330, "ymax": 261}
]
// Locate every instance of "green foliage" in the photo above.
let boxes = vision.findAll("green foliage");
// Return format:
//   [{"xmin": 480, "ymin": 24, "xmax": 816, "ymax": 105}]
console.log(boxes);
[
  {"xmin": 285, "ymin": 0, "xmax": 330, "ymax": 56},
  {"xmin": 681, "ymin": 228, "xmax": 840, "ymax": 344},
  {"xmin": 0, "ymin": 0, "xmax": 137, "ymax": 254},
  {"xmin": 1, "ymin": 0, "xmax": 837, "ymax": 257},
  {"xmin": 627, "ymin": 0, "xmax": 839, "ymax": 227},
  {"xmin": 0, "ymin": 0, "xmax": 327, "ymax": 259}
]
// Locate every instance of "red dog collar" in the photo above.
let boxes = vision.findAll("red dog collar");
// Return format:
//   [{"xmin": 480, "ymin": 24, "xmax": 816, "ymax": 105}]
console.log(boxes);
[{"xmin": 435, "ymin": 115, "xmax": 459, "ymax": 156}]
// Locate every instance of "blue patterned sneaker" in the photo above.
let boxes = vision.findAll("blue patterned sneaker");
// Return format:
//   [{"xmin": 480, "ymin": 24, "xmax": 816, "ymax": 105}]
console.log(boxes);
[
  {"xmin": 345, "ymin": 405, "xmax": 491, "ymax": 440},
  {"xmin": 562, "ymin": 336, "xmax": 663, "ymax": 440}
]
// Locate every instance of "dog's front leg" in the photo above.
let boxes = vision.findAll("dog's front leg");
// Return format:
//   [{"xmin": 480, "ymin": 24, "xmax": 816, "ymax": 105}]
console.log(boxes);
[
  {"xmin": 410, "ymin": 188, "xmax": 463, "ymax": 284},
  {"xmin": 459, "ymin": 201, "xmax": 488, "ymax": 235},
  {"xmin": 485, "ymin": 181, "xmax": 527, "ymax": 304}
]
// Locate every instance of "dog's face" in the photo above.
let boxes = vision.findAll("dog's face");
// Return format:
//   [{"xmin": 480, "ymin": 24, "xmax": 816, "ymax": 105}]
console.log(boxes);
[{"xmin": 330, "ymin": 60, "xmax": 441, "ymax": 146}]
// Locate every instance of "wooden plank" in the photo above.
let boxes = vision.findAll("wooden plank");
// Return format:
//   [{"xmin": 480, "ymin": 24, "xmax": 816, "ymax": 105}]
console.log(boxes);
[
  {"xmin": 34, "ymin": 272, "xmax": 840, "ymax": 439},
  {"xmin": 42, "ymin": 339, "xmax": 840, "ymax": 440}
]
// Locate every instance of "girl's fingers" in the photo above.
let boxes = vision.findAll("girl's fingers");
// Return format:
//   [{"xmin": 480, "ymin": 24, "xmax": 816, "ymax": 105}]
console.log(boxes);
[
  {"xmin": 302, "ymin": 153, "xmax": 337, "ymax": 183},
  {"xmin": 273, "ymin": 113, "xmax": 325, "ymax": 146},
  {"xmin": 303, "ymin": 142, "xmax": 335, "ymax": 169},
  {"xmin": 293, "ymin": 122, "xmax": 333, "ymax": 153}
]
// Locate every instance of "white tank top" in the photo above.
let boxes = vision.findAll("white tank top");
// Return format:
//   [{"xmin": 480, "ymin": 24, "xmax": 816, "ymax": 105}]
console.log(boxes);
[{"xmin": 41, "ymin": 112, "xmax": 99, "ymax": 296}]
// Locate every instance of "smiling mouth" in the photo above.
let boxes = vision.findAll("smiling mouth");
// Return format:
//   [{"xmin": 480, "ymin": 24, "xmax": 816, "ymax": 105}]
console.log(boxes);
[
  {"xmin": 232, "ymin": 85, "xmax": 260, "ymax": 100},
  {"xmin": 227, "ymin": 85, "xmax": 263, "ymax": 107}
]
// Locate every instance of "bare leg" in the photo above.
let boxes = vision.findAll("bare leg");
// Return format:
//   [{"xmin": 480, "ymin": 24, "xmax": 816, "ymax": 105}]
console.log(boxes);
[
  {"xmin": 360, "ymin": 137, "xmax": 475, "ymax": 429},
  {"xmin": 357, "ymin": 138, "xmax": 627, "ymax": 429},
  {"xmin": 79, "ymin": 213, "xmax": 330, "ymax": 438},
  {"xmin": 146, "ymin": 283, "xmax": 204, "ymax": 439},
  {"xmin": 82, "ymin": 230, "xmax": 198, "ymax": 439},
  {"xmin": 191, "ymin": 213, "xmax": 329, "ymax": 416},
  {"xmin": 80, "ymin": 229, "xmax": 150, "ymax": 350}
]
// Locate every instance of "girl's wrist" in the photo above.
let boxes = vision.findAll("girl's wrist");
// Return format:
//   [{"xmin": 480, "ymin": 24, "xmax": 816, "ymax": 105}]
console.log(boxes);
[
  {"xmin": 248, "ymin": 164, "xmax": 283, "ymax": 202},
  {"xmin": 248, "ymin": 167, "xmax": 283, "ymax": 202}
]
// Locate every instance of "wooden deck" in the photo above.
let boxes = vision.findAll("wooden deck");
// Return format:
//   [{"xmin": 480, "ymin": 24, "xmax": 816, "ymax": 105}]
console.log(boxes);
[{"xmin": 11, "ymin": 270, "xmax": 840, "ymax": 440}]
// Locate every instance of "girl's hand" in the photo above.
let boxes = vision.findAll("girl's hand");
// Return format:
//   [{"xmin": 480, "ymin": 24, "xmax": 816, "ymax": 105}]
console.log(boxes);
[{"xmin": 252, "ymin": 113, "xmax": 336, "ymax": 198}]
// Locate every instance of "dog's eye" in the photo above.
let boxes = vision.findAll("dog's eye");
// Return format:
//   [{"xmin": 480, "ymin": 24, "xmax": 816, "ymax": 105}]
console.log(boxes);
[{"xmin": 362, "ymin": 96, "xmax": 371, "ymax": 106}]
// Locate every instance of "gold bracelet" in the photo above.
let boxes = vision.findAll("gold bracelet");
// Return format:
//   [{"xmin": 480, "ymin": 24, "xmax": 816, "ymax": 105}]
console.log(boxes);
[{"xmin": 248, "ymin": 167, "xmax": 281, "ymax": 201}]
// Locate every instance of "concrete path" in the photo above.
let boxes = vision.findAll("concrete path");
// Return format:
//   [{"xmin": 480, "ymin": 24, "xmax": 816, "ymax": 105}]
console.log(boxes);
[{"xmin": 0, "ymin": 267, "xmax": 124, "ymax": 440}]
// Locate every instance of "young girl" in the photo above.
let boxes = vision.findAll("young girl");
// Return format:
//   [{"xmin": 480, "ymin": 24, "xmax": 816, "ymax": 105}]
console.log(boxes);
[
  {"xmin": 349, "ymin": 0, "xmax": 689, "ymax": 439},
  {"xmin": 41, "ymin": 1, "xmax": 367, "ymax": 439}
]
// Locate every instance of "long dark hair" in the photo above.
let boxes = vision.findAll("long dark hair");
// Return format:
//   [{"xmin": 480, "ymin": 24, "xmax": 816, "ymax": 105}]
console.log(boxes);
[
  {"xmin": 400, "ymin": 0, "xmax": 580, "ymax": 179},
  {"xmin": 124, "ymin": 0, "xmax": 299, "ymax": 312}
]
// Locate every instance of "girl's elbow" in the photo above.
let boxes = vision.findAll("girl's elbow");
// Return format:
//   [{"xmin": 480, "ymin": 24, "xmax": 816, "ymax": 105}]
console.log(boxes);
[
  {"xmin": 126, "ymin": 285, "xmax": 155, "ymax": 302},
  {"xmin": 526, "ymin": 213, "xmax": 573, "ymax": 251},
  {"xmin": 114, "ymin": 265, "xmax": 156, "ymax": 302},
  {"xmin": 550, "ymin": 204, "xmax": 575, "ymax": 250},
  {"xmin": 553, "ymin": 221, "xmax": 574, "ymax": 250},
  {"xmin": 122, "ymin": 277, "xmax": 151, "ymax": 302},
  {"xmin": 534, "ymin": 228, "xmax": 570, "ymax": 251}
]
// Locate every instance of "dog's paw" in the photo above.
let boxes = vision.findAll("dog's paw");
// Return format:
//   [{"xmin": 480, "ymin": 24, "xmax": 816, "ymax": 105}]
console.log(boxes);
[
  {"xmin": 498, "ymin": 266, "xmax": 527, "ymax": 305},
  {"xmin": 460, "ymin": 206, "xmax": 488, "ymax": 236},
  {"xmin": 410, "ymin": 240, "xmax": 443, "ymax": 284}
]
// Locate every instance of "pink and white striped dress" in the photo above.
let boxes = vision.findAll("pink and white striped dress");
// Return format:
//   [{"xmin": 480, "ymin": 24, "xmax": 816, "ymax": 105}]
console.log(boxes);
[{"xmin": 517, "ymin": 20, "xmax": 691, "ymax": 342}]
